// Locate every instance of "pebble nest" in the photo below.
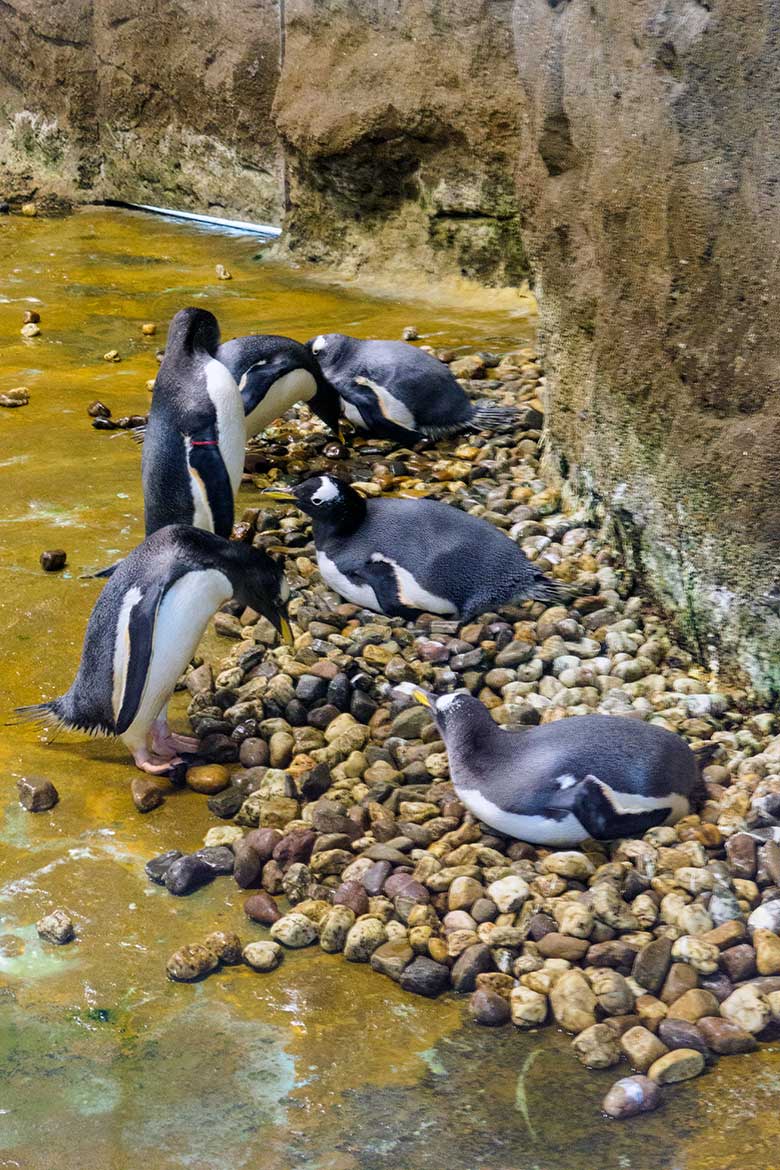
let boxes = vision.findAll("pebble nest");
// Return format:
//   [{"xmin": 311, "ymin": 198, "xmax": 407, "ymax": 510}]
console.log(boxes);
[{"xmin": 146, "ymin": 344, "xmax": 780, "ymax": 1120}]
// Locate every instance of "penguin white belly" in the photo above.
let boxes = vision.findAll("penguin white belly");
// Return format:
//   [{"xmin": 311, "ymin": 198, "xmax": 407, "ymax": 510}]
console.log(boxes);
[
  {"xmin": 354, "ymin": 377, "xmax": 417, "ymax": 429},
  {"xmin": 369, "ymin": 553, "xmax": 457, "ymax": 614},
  {"xmin": 316, "ymin": 551, "xmax": 381, "ymax": 611},
  {"xmin": 243, "ymin": 368, "xmax": 317, "ymax": 438},
  {"xmin": 456, "ymin": 785, "xmax": 590, "ymax": 846},
  {"xmin": 185, "ymin": 436, "xmax": 215, "ymax": 531},
  {"xmin": 206, "ymin": 358, "xmax": 245, "ymax": 493},
  {"xmin": 117, "ymin": 570, "xmax": 232, "ymax": 749},
  {"xmin": 341, "ymin": 398, "xmax": 367, "ymax": 430}
]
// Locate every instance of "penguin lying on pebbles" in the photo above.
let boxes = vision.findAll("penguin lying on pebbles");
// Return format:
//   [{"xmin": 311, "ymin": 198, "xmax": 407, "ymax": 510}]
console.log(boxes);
[
  {"xmin": 263, "ymin": 474, "xmax": 568, "ymax": 621},
  {"xmin": 143, "ymin": 308, "xmax": 245, "ymax": 538},
  {"xmin": 217, "ymin": 333, "xmax": 343, "ymax": 441},
  {"xmin": 397, "ymin": 686, "xmax": 698, "ymax": 845},
  {"xmin": 307, "ymin": 333, "xmax": 518, "ymax": 444},
  {"xmin": 17, "ymin": 526, "xmax": 291, "ymax": 774}
]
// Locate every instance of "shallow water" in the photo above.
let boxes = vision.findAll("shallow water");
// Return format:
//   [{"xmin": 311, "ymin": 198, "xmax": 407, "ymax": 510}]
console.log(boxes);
[{"xmin": 1, "ymin": 208, "xmax": 778, "ymax": 1170}]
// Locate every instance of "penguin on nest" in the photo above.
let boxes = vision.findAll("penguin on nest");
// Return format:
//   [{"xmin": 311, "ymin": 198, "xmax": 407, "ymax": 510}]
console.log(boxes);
[
  {"xmin": 396, "ymin": 686, "xmax": 698, "ymax": 846},
  {"xmin": 262, "ymin": 474, "xmax": 569, "ymax": 621},
  {"xmin": 307, "ymin": 333, "xmax": 518, "ymax": 445}
]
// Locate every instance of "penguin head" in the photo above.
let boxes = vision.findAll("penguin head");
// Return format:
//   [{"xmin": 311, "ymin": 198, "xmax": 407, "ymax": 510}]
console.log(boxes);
[
  {"xmin": 263, "ymin": 475, "xmax": 366, "ymax": 528},
  {"xmin": 395, "ymin": 685, "xmax": 485, "ymax": 738},
  {"xmin": 306, "ymin": 332, "xmax": 350, "ymax": 370},
  {"xmin": 167, "ymin": 307, "xmax": 221, "ymax": 356},
  {"xmin": 228, "ymin": 544, "xmax": 294, "ymax": 645}
]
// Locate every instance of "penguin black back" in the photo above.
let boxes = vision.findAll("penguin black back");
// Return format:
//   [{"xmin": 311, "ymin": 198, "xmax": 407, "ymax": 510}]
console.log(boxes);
[{"xmin": 142, "ymin": 308, "xmax": 246, "ymax": 539}]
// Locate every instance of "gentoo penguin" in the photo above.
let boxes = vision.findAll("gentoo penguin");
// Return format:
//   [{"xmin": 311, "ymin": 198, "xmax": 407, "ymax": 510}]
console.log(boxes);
[
  {"xmin": 263, "ymin": 474, "xmax": 568, "ymax": 621},
  {"xmin": 143, "ymin": 308, "xmax": 245, "ymax": 538},
  {"xmin": 17, "ymin": 526, "xmax": 292, "ymax": 774},
  {"xmin": 217, "ymin": 333, "xmax": 343, "ymax": 441},
  {"xmin": 307, "ymin": 332, "xmax": 517, "ymax": 445},
  {"xmin": 398, "ymin": 687, "xmax": 698, "ymax": 846}
]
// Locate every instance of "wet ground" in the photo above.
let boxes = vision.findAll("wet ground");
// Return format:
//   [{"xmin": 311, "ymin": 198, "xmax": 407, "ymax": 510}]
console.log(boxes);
[{"xmin": 2, "ymin": 208, "xmax": 779, "ymax": 1170}]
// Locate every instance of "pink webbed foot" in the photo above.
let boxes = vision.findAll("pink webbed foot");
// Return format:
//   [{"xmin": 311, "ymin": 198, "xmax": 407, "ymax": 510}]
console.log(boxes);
[
  {"xmin": 133, "ymin": 748, "xmax": 182, "ymax": 775},
  {"xmin": 150, "ymin": 723, "xmax": 199, "ymax": 758}
]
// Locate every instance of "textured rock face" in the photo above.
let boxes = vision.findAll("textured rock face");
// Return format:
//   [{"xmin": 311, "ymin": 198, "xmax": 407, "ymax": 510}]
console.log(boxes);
[
  {"xmin": 274, "ymin": 0, "xmax": 526, "ymax": 285},
  {"xmin": 0, "ymin": 0, "xmax": 282, "ymax": 218},
  {"xmin": 512, "ymin": 1, "xmax": 780, "ymax": 698}
]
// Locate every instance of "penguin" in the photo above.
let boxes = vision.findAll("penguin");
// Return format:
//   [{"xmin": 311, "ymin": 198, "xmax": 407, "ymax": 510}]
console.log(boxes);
[
  {"xmin": 142, "ymin": 308, "xmax": 245, "ymax": 538},
  {"xmin": 307, "ymin": 332, "xmax": 518, "ymax": 445},
  {"xmin": 397, "ymin": 686, "xmax": 698, "ymax": 846},
  {"xmin": 16, "ymin": 526, "xmax": 292, "ymax": 774},
  {"xmin": 216, "ymin": 333, "xmax": 343, "ymax": 441},
  {"xmin": 262, "ymin": 474, "xmax": 569, "ymax": 621}
]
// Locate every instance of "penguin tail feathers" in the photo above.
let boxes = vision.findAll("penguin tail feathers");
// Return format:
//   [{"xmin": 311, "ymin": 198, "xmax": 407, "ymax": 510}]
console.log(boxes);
[
  {"xmin": 469, "ymin": 401, "xmax": 519, "ymax": 434},
  {"xmin": 11, "ymin": 699, "xmax": 63, "ymax": 728},
  {"xmin": 80, "ymin": 559, "xmax": 122, "ymax": 581},
  {"xmin": 527, "ymin": 575, "xmax": 577, "ymax": 606}
]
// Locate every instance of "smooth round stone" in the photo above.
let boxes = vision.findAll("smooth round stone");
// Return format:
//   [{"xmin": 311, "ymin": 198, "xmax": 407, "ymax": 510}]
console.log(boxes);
[
  {"xmin": 185, "ymin": 764, "xmax": 230, "ymax": 794},
  {"xmin": 16, "ymin": 776, "xmax": 59, "ymax": 812},
  {"xmin": 399, "ymin": 956, "xmax": 450, "ymax": 997},
  {"xmin": 602, "ymin": 1075, "xmax": 661, "ymax": 1120},
  {"xmin": 36, "ymin": 909, "xmax": 74, "ymax": 945},
  {"xmin": 270, "ymin": 913, "xmax": 319, "ymax": 947},
  {"xmin": 207, "ymin": 787, "xmax": 244, "ymax": 818},
  {"xmin": 333, "ymin": 880, "xmax": 370, "ymax": 916},
  {"xmin": 233, "ymin": 842, "xmax": 263, "ymax": 888},
  {"xmin": 40, "ymin": 549, "xmax": 66, "ymax": 571},
  {"xmin": 362, "ymin": 860, "xmax": 392, "ymax": 896},
  {"xmin": 239, "ymin": 738, "xmax": 270, "ymax": 768},
  {"xmin": 470, "ymin": 987, "xmax": 511, "ymax": 1026},
  {"xmin": 145, "ymin": 850, "xmax": 183, "ymax": 885},
  {"xmin": 167, "ymin": 944, "xmax": 219, "ymax": 982},
  {"xmin": 195, "ymin": 846, "xmax": 235, "ymax": 875},
  {"xmin": 243, "ymin": 941, "xmax": 282, "ymax": 972},
  {"xmin": 696, "ymin": 1016, "xmax": 757, "ymax": 1054},
  {"xmin": 203, "ymin": 931, "xmax": 243, "ymax": 964},
  {"xmin": 164, "ymin": 854, "xmax": 214, "ymax": 896},
  {"xmin": 648, "ymin": 1048, "xmax": 705, "ymax": 1084},
  {"xmin": 129, "ymin": 774, "xmax": 164, "ymax": 812},
  {"xmin": 244, "ymin": 892, "xmax": 281, "ymax": 924},
  {"xmin": 273, "ymin": 830, "xmax": 316, "ymax": 869},
  {"xmin": 344, "ymin": 918, "xmax": 388, "ymax": 962},
  {"xmin": 657, "ymin": 1019, "xmax": 711, "ymax": 1060},
  {"xmin": 244, "ymin": 827, "xmax": 283, "ymax": 861},
  {"xmin": 451, "ymin": 943, "xmax": 493, "ymax": 993},
  {"xmin": 319, "ymin": 906, "xmax": 356, "ymax": 953},
  {"xmin": 572, "ymin": 1023, "xmax": 622, "ymax": 1069}
]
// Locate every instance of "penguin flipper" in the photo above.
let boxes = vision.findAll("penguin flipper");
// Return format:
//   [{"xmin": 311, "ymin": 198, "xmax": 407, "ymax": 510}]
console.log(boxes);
[
  {"xmin": 114, "ymin": 581, "xmax": 167, "ymax": 735},
  {"xmin": 567, "ymin": 774, "xmax": 671, "ymax": 841},
  {"xmin": 187, "ymin": 431, "xmax": 235, "ymax": 538},
  {"xmin": 352, "ymin": 561, "xmax": 423, "ymax": 622},
  {"xmin": 342, "ymin": 379, "xmax": 422, "ymax": 444}
]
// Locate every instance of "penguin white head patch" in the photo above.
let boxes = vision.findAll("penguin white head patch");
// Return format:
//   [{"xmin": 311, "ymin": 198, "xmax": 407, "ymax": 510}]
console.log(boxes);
[
  {"xmin": 435, "ymin": 691, "xmax": 470, "ymax": 714},
  {"xmin": 310, "ymin": 476, "xmax": 340, "ymax": 506},
  {"xmin": 311, "ymin": 335, "xmax": 327, "ymax": 356}
]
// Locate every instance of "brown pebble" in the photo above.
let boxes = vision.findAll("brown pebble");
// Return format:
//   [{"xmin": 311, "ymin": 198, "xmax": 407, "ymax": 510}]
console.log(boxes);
[
  {"xmin": 469, "ymin": 987, "xmax": 511, "ymax": 1026},
  {"xmin": 185, "ymin": 764, "xmax": 230, "ymax": 794},
  {"xmin": 40, "ymin": 550, "xmax": 67, "ymax": 572},
  {"xmin": 602, "ymin": 1075, "xmax": 661, "ymax": 1120},
  {"xmin": 244, "ymin": 891, "xmax": 281, "ymax": 924},
  {"xmin": 203, "ymin": 930, "xmax": 243, "ymax": 964},
  {"xmin": 141, "ymin": 322, "xmax": 157, "ymax": 335},
  {"xmin": 696, "ymin": 1016, "xmax": 757, "ymax": 1055},
  {"xmin": 87, "ymin": 400, "xmax": 112, "ymax": 418},
  {"xmin": 537, "ymin": 932, "xmax": 589, "ymax": 962},
  {"xmin": 16, "ymin": 776, "xmax": 59, "ymax": 812},
  {"xmin": 130, "ymin": 776, "xmax": 164, "ymax": 812}
]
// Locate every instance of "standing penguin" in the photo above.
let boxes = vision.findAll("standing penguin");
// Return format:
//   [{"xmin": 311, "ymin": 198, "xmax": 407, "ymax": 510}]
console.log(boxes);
[
  {"xmin": 398, "ymin": 687, "xmax": 698, "ymax": 846},
  {"xmin": 217, "ymin": 333, "xmax": 343, "ymax": 441},
  {"xmin": 142, "ymin": 308, "xmax": 245, "ymax": 538},
  {"xmin": 17, "ymin": 526, "xmax": 292, "ymax": 774},
  {"xmin": 263, "ymin": 474, "xmax": 568, "ymax": 621},
  {"xmin": 307, "ymin": 333, "xmax": 517, "ymax": 445}
]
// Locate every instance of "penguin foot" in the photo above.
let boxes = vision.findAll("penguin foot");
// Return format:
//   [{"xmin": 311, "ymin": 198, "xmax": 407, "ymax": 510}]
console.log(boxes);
[
  {"xmin": 133, "ymin": 748, "xmax": 182, "ymax": 775},
  {"xmin": 150, "ymin": 722, "xmax": 199, "ymax": 757}
]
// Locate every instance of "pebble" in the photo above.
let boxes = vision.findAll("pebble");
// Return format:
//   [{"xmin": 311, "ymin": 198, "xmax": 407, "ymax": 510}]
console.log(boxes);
[
  {"xmin": 572, "ymin": 1023, "xmax": 622, "ymax": 1068},
  {"xmin": 145, "ymin": 850, "xmax": 183, "ymax": 884},
  {"xmin": 40, "ymin": 550, "xmax": 67, "ymax": 572},
  {"xmin": 648, "ymin": 1048, "xmax": 705, "ymax": 1084},
  {"xmin": 1, "ymin": 386, "xmax": 31, "ymax": 406},
  {"xmin": 186, "ymin": 764, "xmax": 230, "ymax": 794},
  {"xmin": 619, "ymin": 1026, "xmax": 669, "ymax": 1073},
  {"xmin": 602, "ymin": 1076, "xmax": 661, "ymax": 1120},
  {"xmin": 270, "ymin": 913, "xmax": 319, "ymax": 948},
  {"xmin": 344, "ymin": 918, "xmax": 387, "ymax": 961},
  {"xmin": 204, "ymin": 931, "xmax": 243, "ymax": 964},
  {"xmin": 164, "ymin": 854, "xmax": 214, "ymax": 896},
  {"xmin": 131, "ymin": 776, "xmax": 164, "ymax": 812},
  {"xmin": 244, "ymin": 891, "xmax": 281, "ymax": 924},
  {"xmin": 16, "ymin": 776, "xmax": 58, "ymax": 812},
  {"xmin": 167, "ymin": 944, "xmax": 219, "ymax": 981},
  {"xmin": 470, "ymin": 987, "xmax": 511, "ymax": 1026},
  {"xmin": 243, "ymin": 941, "xmax": 282, "ymax": 971},
  {"xmin": 399, "ymin": 956, "xmax": 450, "ymax": 997},
  {"xmin": 36, "ymin": 910, "xmax": 74, "ymax": 945}
]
